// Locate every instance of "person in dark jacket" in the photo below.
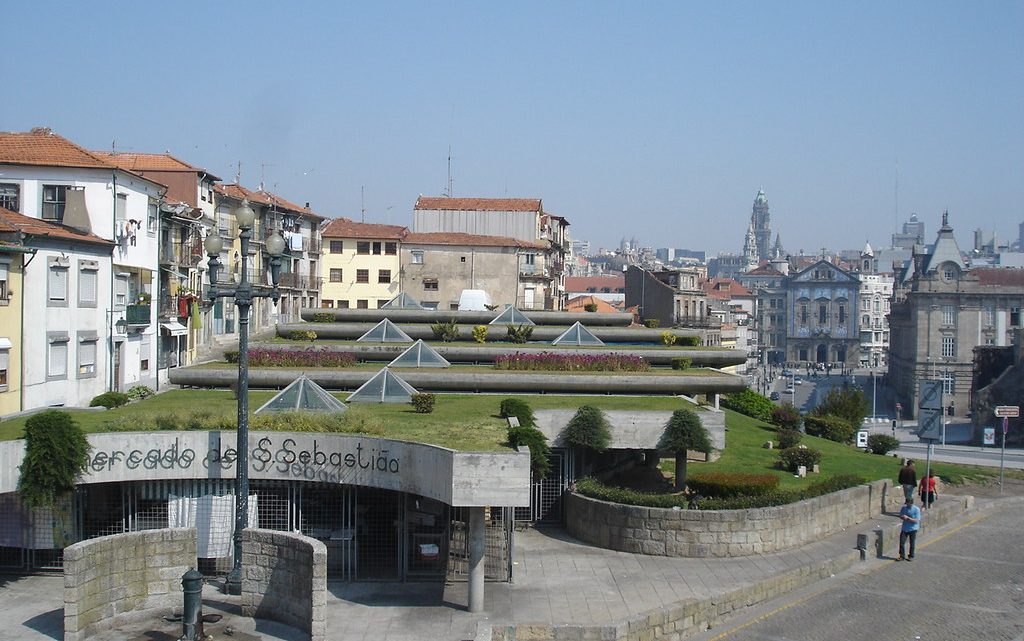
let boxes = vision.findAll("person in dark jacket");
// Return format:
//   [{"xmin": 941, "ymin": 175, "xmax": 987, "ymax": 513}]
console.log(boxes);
[{"xmin": 898, "ymin": 459, "xmax": 917, "ymax": 501}]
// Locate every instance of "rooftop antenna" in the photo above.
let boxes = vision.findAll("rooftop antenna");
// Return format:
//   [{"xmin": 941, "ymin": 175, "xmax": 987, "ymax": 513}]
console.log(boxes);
[
  {"xmin": 361, "ymin": 186, "xmax": 366, "ymax": 223},
  {"xmin": 259, "ymin": 163, "xmax": 274, "ymax": 191},
  {"xmin": 894, "ymin": 157, "xmax": 899, "ymax": 236},
  {"xmin": 443, "ymin": 146, "xmax": 453, "ymax": 198},
  {"xmin": 234, "ymin": 161, "xmax": 242, "ymax": 184}
]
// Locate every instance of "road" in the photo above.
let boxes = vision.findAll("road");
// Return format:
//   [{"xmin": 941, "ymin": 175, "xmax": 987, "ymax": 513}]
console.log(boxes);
[
  {"xmin": 895, "ymin": 440, "xmax": 1024, "ymax": 470},
  {"xmin": 687, "ymin": 503, "xmax": 1024, "ymax": 641}
]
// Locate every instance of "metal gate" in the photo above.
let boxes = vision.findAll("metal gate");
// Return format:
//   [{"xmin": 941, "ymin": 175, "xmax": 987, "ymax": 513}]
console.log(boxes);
[
  {"xmin": 515, "ymin": 448, "xmax": 574, "ymax": 524},
  {"xmin": 448, "ymin": 506, "xmax": 513, "ymax": 582}
]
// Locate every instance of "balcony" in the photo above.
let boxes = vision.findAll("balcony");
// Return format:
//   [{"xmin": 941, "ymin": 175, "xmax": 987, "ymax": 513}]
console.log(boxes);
[
  {"xmin": 519, "ymin": 264, "xmax": 552, "ymax": 280},
  {"xmin": 278, "ymin": 273, "xmax": 321, "ymax": 290},
  {"xmin": 673, "ymin": 314, "xmax": 720, "ymax": 329},
  {"xmin": 125, "ymin": 304, "xmax": 151, "ymax": 327}
]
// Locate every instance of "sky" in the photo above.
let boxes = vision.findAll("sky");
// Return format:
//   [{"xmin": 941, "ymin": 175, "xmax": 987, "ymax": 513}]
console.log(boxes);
[{"xmin": 5, "ymin": 2, "xmax": 1023, "ymax": 255}]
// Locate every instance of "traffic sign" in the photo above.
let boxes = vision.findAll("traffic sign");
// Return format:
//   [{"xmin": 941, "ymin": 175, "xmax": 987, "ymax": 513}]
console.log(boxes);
[
  {"xmin": 919, "ymin": 381, "xmax": 943, "ymax": 411},
  {"xmin": 1003, "ymin": 417, "xmax": 1010, "ymax": 436},
  {"xmin": 983, "ymin": 427, "xmax": 996, "ymax": 445},
  {"xmin": 916, "ymin": 407, "xmax": 943, "ymax": 440},
  {"xmin": 995, "ymin": 405, "xmax": 1019, "ymax": 418}
]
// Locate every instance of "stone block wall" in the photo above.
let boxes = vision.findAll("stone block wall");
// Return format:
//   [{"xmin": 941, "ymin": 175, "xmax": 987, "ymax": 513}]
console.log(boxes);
[
  {"xmin": 63, "ymin": 528, "xmax": 197, "ymax": 641},
  {"xmin": 240, "ymin": 529, "xmax": 327, "ymax": 641},
  {"xmin": 566, "ymin": 479, "xmax": 891, "ymax": 557}
]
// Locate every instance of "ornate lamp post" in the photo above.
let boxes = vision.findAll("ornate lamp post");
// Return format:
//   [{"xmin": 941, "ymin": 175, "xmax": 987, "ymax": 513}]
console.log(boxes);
[{"xmin": 204, "ymin": 200, "xmax": 287, "ymax": 595}]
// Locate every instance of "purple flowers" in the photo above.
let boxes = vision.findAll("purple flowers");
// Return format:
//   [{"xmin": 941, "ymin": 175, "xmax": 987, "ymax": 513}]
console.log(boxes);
[
  {"xmin": 244, "ymin": 348, "xmax": 356, "ymax": 368},
  {"xmin": 494, "ymin": 351, "xmax": 650, "ymax": 372}
]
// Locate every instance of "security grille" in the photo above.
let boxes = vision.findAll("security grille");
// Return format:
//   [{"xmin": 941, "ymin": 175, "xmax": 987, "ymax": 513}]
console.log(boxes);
[
  {"xmin": 515, "ymin": 448, "xmax": 573, "ymax": 524},
  {"xmin": 448, "ymin": 506, "xmax": 513, "ymax": 582}
]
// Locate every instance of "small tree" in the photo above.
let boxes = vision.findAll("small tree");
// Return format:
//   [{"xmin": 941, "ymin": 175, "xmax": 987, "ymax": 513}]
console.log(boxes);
[
  {"xmin": 564, "ymin": 405, "xmax": 612, "ymax": 472},
  {"xmin": 507, "ymin": 425, "xmax": 552, "ymax": 479},
  {"xmin": 812, "ymin": 387, "xmax": 868, "ymax": 428},
  {"xmin": 17, "ymin": 411, "xmax": 91, "ymax": 509},
  {"xmin": 659, "ymin": 408, "xmax": 713, "ymax": 490}
]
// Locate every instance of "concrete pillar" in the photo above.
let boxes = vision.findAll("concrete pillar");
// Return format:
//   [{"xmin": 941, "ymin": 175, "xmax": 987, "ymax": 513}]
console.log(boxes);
[
  {"xmin": 710, "ymin": 392, "xmax": 719, "ymax": 410},
  {"xmin": 468, "ymin": 506, "xmax": 486, "ymax": 613}
]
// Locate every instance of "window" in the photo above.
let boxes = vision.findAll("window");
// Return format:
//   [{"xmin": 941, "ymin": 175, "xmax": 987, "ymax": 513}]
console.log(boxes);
[
  {"xmin": 862, "ymin": 299, "xmax": 870, "ymax": 310},
  {"xmin": 940, "ymin": 372, "xmax": 954, "ymax": 395},
  {"xmin": 77, "ymin": 333, "xmax": 98, "ymax": 378},
  {"xmin": 42, "ymin": 185, "xmax": 67, "ymax": 221},
  {"xmin": 0, "ymin": 348, "xmax": 8, "ymax": 390},
  {"xmin": 942, "ymin": 305, "xmax": 956, "ymax": 325},
  {"xmin": 941, "ymin": 336, "xmax": 956, "ymax": 358},
  {"xmin": 423, "ymin": 278, "xmax": 438, "ymax": 291},
  {"xmin": 838, "ymin": 304, "xmax": 846, "ymax": 324},
  {"xmin": 356, "ymin": 242, "xmax": 370, "ymax": 255},
  {"xmin": 943, "ymin": 266, "xmax": 957, "ymax": 280},
  {"xmin": 460, "ymin": 256, "xmax": 466, "ymax": 263},
  {"xmin": 329, "ymin": 268, "xmax": 343, "ymax": 283},
  {"xmin": 378, "ymin": 299, "xmax": 389, "ymax": 309},
  {"xmin": 48, "ymin": 259, "xmax": 69, "ymax": 306},
  {"xmin": 372, "ymin": 242, "xmax": 382, "ymax": 255},
  {"xmin": 411, "ymin": 251, "xmax": 424, "ymax": 265},
  {"xmin": 147, "ymin": 201, "xmax": 158, "ymax": 235},
  {"xmin": 114, "ymin": 274, "xmax": 129, "ymax": 307},
  {"xmin": 818, "ymin": 304, "xmax": 827, "ymax": 324},
  {"xmin": 115, "ymin": 193, "xmax": 127, "ymax": 225},
  {"xmin": 321, "ymin": 300, "xmax": 334, "ymax": 308},
  {"xmin": 861, "ymin": 314, "xmax": 870, "ymax": 327},
  {"xmin": 800, "ymin": 305, "xmax": 808, "ymax": 324},
  {"xmin": 385, "ymin": 242, "xmax": 397, "ymax": 255},
  {"xmin": 0, "ymin": 261, "xmax": 9, "ymax": 302},
  {"xmin": 329, "ymin": 240, "xmax": 343, "ymax": 253},
  {"xmin": 337, "ymin": 300, "xmax": 349, "ymax": 308},
  {"xmin": 356, "ymin": 299, "xmax": 368, "ymax": 309},
  {"xmin": 47, "ymin": 333, "xmax": 69, "ymax": 380},
  {"xmin": 378, "ymin": 269, "xmax": 391, "ymax": 284},
  {"xmin": 356, "ymin": 269, "xmax": 369, "ymax": 284},
  {"xmin": 984, "ymin": 304, "xmax": 996, "ymax": 327},
  {"xmin": 78, "ymin": 260, "xmax": 99, "ymax": 307},
  {"xmin": 0, "ymin": 183, "xmax": 19, "ymax": 212},
  {"xmin": 1011, "ymin": 306, "xmax": 1021, "ymax": 327}
]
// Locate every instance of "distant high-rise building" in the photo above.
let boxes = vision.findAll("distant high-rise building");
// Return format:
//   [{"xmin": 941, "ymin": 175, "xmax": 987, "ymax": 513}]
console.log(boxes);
[
  {"xmin": 892, "ymin": 213, "xmax": 925, "ymax": 249},
  {"xmin": 751, "ymin": 189, "xmax": 772, "ymax": 261}
]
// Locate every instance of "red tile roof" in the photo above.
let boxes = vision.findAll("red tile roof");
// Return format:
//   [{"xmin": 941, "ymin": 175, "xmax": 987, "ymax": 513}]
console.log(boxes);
[
  {"xmin": 565, "ymin": 275, "xmax": 625, "ymax": 293},
  {"xmin": 94, "ymin": 151, "xmax": 221, "ymax": 180},
  {"xmin": 972, "ymin": 267, "xmax": 1024, "ymax": 287},
  {"xmin": 0, "ymin": 206, "xmax": 113, "ymax": 247},
  {"xmin": 703, "ymin": 277, "xmax": 753, "ymax": 300},
  {"xmin": 0, "ymin": 129, "xmax": 114, "ymax": 169},
  {"xmin": 215, "ymin": 183, "xmax": 324, "ymax": 220},
  {"xmin": 321, "ymin": 217, "xmax": 407, "ymax": 240},
  {"xmin": 565, "ymin": 295, "xmax": 621, "ymax": 313},
  {"xmin": 403, "ymin": 231, "xmax": 546, "ymax": 249},
  {"xmin": 414, "ymin": 196, "xmax": 542, "ymax": 212}
]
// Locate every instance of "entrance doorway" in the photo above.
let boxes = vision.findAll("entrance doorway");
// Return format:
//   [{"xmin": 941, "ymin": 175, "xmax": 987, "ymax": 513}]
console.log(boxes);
[{"xmin": 816, "ymin": 344, "xmax": 827, "ymax": 364}]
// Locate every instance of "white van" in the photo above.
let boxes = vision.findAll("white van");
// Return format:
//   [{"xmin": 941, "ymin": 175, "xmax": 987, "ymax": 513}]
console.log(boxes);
[{"xmin": 457, "ymin": 289, "xmax": 493, "ymax": 311}]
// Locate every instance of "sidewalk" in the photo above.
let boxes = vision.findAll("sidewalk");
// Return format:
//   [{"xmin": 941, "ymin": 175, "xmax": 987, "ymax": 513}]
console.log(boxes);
[{"xmin": 1, "ymin": 490, "xmax": 1016, "ymax": 641}]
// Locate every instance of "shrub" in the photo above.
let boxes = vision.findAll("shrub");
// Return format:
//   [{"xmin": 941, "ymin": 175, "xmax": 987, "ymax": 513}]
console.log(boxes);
[
  {"xmin": 90, "ymin": 391, "xmax": 130, "ymax": 409},
  {"xmin": 803, "ymin": 414, "xmax": 856, "ymax": 444},
  {"xmin": 721, "ymin": 389, "xmax": 774, "ymax": 421},
  {"xmin": 126, "ymin": 385, "xmax": 154, "ymax": 401},
  {"xmin": 312, "ymin": 312, "xmax": 335, "ymax": 323},
  {"xmin": 660, "ymin": 408, "xmax": 713, "ymax": 489},
  {"xmin": 17, "ymin": 411, "xmax": 91, "ymax": 508},
  {"xmin": 867, "ymin": 434, "xmax": 901, "ymax": 455},
  {"xmin": 677, "ymin": 336, "xmax": 701, "ymax": 347},
  {"xmin": 430, "ymin": 319, "xmax": 460, "ymax": 342},
  {"xmin": 498, "ymin": 398, "xmax": 536, "ymax": 427},
  {"xmin": 507, "ymin": 324, "xmax": 534, "ymax": 343},
  {"xmin": 670, "ymin": 357, "xmax": 692, "ymax": 370},
  {"xmin": 643, "ymin": 318, "xmax": 660, "ymax": 328},
  {"xmin": 779, "ymin": 446, "xmax": 823, "ymax": 473},
  {"xmin": 411, "ymin": 393, "xmax": 436, "ymax": 414},
  {"xmin": 812, "ymin": 387, "xmax": 868, "ymax": 430},
  {"xmin": 771, "ymin": 403, "xmax": 801, "ymax": 429},
  {"xmin": 225, "ymin": 350, "xmax": 240, "ymax": 363},
  {"xmin": 494, "ymin": 351, "xmax": 649, "ymax": 372},
  {"xmin": 507, "ymin": 425, "xmax": 552, "ymax": 479},
  {"xmin": 584, "ymin": 303, "xmax": 598, "ymax": 313},
  {"xmin": 686, "ymin": 472, "xmax": 780, "ymax": 498},
  {"xmin": 804, "ymin": 474, "xmax": 865, "ymax": 495},
  {"xmin": 777, "ymin": 428, "xmax": 803, "ymax": 449},
  {"xmin": 289, "ymin": 329, "xmax": 318, "ymax": 342},
  {"xmin": 472, "ymin": 325, "xmax": 488, "ymax": 343},
  {"xmin": 661, "ymin": 331, "xmax": 678, "ymax": 347},
  {"xmin": 564, "ymin": 405, "xmax": 612, "ymax": 453}
]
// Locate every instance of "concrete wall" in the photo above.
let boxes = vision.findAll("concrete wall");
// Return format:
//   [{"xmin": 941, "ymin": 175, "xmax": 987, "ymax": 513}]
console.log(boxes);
[
  {"xmin": 241, "ymin": 529, "xmax": 326, "ymax": 641},
  {"xmin": 565, "ymin": 479, "xmax": 891, "ymax": 557},
  {"xmin": 533, "ymin": 409, "xmax": 726, "ymax": 452},
  {"xmin": 400, "ymin": 243, "xmax": 526, "ymax": 310},
  {"xmin": 63, "ymin": 528, "xmax": 197, "ymax": 641}
]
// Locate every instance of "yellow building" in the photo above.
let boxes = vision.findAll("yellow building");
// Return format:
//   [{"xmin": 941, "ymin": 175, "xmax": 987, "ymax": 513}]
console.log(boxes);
[
  {"xmin": 0, "ymin": 237, "xmax": 23, "ymax": 415},
  {"xmin": 320, "ymin": 219, "xmax": 406, "ymax": 309}
]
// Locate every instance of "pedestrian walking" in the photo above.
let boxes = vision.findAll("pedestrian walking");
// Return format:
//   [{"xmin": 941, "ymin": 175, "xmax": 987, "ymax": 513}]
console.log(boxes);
[
  {"xmin": 919, "ymin": 471, "xmax": 937, "ymax": 508},
  {"xmin": 898, "ymin": 459, "xmax": 917, "ymax": 501},
  {"xmin": 898, "ymin": 497, "xmax": 921, "ymax": 561}
]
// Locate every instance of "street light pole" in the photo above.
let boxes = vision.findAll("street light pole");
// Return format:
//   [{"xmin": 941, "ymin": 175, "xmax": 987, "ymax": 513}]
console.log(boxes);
[{"xmin": 205, "ymin": 200, "xmax": 287, "ymax": 596}]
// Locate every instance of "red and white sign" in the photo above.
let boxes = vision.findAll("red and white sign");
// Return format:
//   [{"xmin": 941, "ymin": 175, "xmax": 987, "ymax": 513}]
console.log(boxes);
[
  {"xmin": 995, "ymin": 406, "xmax": 1019, "ymax": 418},
  {"xmin": 1004, "ymin": 417, "xmax": 1010, "ymax": 436}
]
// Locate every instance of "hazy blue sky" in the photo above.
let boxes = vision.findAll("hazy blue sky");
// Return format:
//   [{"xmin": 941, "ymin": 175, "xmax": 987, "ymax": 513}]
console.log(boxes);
[{"xmin": 6, "ymin": 2, "xmax": 1022, "ymax": 255}]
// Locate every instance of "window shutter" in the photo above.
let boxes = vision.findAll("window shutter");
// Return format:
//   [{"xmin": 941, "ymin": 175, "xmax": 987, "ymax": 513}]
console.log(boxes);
[
  {"xmin": 50, "ymin": 267, "xmax": 68, "ymax": 300},
  {"xmin": 80, "ymin": 269, "xmax": 98, "ymax": 304},
  {"xmin": 0, "ymin": 350, "xmax": 8, "ymax": 370},
  {"xmin": 50, "ymin": 342, "xmax": 67, "ymax": 376}
]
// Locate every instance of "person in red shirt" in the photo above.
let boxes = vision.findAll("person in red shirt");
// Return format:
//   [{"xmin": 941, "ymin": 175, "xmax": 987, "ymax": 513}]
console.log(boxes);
[{"xmin": 919, "ymin": 471, "xmax": 937, "ymax": 509}]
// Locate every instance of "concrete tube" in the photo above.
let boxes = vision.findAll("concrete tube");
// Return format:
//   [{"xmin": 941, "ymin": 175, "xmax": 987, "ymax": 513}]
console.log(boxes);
[
  {"xmin": 301, "ymin": 307, "xmax": 634, "ymax": 326},
  {"xmin": 280, "ymin": 322, "xmax": 702, "ymax": 343},
  {"xmin": 467, "ymin": 506, "xmax": 486, "ymax": 613}
]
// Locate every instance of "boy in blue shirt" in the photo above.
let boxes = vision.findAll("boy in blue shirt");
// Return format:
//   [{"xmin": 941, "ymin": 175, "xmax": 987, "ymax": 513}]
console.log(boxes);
[{"xmin": 898, "ymin": 497, "xmax": 921, "ymax": 561}]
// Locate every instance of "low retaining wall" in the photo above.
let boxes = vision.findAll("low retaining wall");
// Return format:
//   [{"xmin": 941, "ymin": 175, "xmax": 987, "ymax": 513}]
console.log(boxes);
[
  {"xmin": 565, "ymin": 479, "xmax": 891, "ymax": 557},
  {"xmin": 63, "ymin": 528, "xmax": 197, "ymax": 641},
  {"xmin": 241, "ymin": 529, "xmax": 327, "ymax": 641}
]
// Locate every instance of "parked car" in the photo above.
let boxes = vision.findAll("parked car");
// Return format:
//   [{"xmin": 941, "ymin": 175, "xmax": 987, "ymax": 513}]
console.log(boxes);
[
  {"xmin": 794, "ymin": 376, "xmax": 803, "ymax": 385},
  {"xmin": 782, "ymin": 369, "xmax": 794, "ymax": 377},
  {"xmin": 769, "ymin": 391, "xmax": 781, "ymax": 401}
]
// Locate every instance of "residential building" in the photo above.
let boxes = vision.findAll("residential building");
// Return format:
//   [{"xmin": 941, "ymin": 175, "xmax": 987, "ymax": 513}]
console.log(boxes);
[
  {"xmin": 96, "ymin": 152, "xmax": 220, "ymax": 371},
  {"xmin": 783, "ymin": 258, "xmax": 860, "ymax": 368},
  {"xmin": 889, "ymin": 213, "xmax": 1024, "ymax": 418},
  {"xmin": 624, "ymin": 266, "xmax": 720, "ymax": 344},
  {"xmin": 401, "ymin": 232, "xmax": 547, "ymax": 310},
  {"xmin": 565, "ymin": 295, "xmax": 620, "ymax": 313},
  {"xmin": 320, "ymin": 218, "xmax": 405, "ymax": 309},
  {"xmin": 412, "ymin": 197, "xmax": 570, "ymax": 309},
  {"xmin": 855, "ymin": 242, "xmax": 893, "ymax": 369},
  {"xmin": 0, "ymin": 213, "xmax": 26, "ymax": 415},
  {"xmin": 703, "ymin": 277, "xmax": 756, "ymax": 370},
  {"xmin": 0, "ymin": 129, "xmax": 163, "ymax": 407},
  {"xmin": 564, "ymin": 275, "xmax": 626, "ymax": 305}
]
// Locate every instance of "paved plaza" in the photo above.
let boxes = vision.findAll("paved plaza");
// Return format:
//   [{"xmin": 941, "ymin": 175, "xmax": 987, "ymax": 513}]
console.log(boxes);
[{"xmin": 0, "ymin": 484, "xmax": 1020, "ymax": 641}]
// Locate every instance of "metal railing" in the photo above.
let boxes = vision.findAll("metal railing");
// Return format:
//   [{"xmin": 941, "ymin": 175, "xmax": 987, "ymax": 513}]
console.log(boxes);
[{"xmin": 125, "ymin": 304, "xmax": 151, "ymax": 326}]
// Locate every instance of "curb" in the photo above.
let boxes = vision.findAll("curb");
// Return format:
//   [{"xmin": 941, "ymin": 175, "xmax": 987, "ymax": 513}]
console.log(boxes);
[{"xmin": 483, "ymin": 493, "xmax": 1017, "ymax": 641}]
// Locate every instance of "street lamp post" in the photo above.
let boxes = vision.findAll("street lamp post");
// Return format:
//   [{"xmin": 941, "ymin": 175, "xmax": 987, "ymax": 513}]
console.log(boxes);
[{"xmin": 204, "ymin": 200, "xmax": 287, "ymax": 595}]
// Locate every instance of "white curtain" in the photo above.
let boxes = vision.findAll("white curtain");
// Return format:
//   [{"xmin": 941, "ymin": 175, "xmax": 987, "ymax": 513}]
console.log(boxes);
[{"xmin": 168, "ymin": 494, "xmax": 258, "ymax": 558}]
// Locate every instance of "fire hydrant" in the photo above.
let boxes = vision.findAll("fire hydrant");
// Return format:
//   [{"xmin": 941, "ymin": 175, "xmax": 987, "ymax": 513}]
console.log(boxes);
[{"xmin": 181, "ymin": 569, "xmax": 205, "ymax": 640}]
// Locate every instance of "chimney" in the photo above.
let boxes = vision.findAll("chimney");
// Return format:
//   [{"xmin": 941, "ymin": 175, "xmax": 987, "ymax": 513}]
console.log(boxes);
[{"xmin": 62, "ymin": 187, "xmax": 93, "ymax": 234}]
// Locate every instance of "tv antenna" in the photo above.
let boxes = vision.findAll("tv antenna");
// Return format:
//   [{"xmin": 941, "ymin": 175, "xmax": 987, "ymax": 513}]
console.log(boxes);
[
  {"xmin": 443, "ymin": 146, "xmax": 453, "ymax": 197},
  {"xmin": 361, "ymin": 186, "xmax": 366, "ymax": 223}
]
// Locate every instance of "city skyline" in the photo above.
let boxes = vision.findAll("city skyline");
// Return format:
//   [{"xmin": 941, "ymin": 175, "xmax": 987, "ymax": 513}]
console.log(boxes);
[{"xmin": 5, "ymin": 2, "xmax": 1022, "ymax": 253}]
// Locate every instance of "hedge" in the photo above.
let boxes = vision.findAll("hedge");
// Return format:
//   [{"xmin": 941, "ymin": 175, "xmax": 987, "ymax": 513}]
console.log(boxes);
[{"xmin": 685, "ymin": 472, "xmax": 780, "ymax": 498}]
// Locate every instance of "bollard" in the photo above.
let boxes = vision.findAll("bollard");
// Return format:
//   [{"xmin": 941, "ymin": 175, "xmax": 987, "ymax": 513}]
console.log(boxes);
[{"xmin": 181, "ymin": 569, "xmax": 205, "ymax": 641}]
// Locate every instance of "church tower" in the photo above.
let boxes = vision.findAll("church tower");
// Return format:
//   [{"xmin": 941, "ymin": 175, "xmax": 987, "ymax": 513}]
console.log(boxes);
[
  {"xmin": 742, "ymin": 221, "xmax": 759, "ymax": 271},
  {"xmin": 751, "ymin": 189, "xmax": 772, "ymax": 262}
]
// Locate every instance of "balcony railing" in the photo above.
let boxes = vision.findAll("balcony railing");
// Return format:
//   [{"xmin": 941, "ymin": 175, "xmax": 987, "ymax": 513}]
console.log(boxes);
[
  {"xmin": 673, "ymin": 314, "xmax": 719, "ymax": 329},
  {"xmin": 125, "ymin": 304, "xmax": 151, "ymax": 327},
  {"xmin": 278, "ymin": 273, "xmax": 321, "ymax": 290}
]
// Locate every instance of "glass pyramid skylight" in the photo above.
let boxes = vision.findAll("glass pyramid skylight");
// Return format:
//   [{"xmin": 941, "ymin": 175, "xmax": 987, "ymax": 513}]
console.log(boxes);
[
  {"xmin": 347, "ymin": 367, "xmax": 419, "ymax": 403},
  {"xmin": 551, "ymin": 321, "xmax": 604, "ymax": 346},
  {"xmin": 381, "ymin": 292, "xmax": 427, "ymax": 310},
  {"xmin": 254, "ymin": 375, "xmax": 348, "ymax": 414},
  {"xmin": 389, "ymin": 339, "xmax": 451, "ymax": 368},
  {"xmin": 356, "ymin": 318, "xmax": 414, "ymax": 343},
  {"xmin": 489, "ymin": 306, "xmax": 535, "ymax": 326}
]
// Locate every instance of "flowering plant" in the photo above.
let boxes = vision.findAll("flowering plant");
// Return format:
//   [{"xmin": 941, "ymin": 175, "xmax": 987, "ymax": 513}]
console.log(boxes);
[{"xmin": 494, "ymin": 351, "xmax": 650, "ymax": 372}]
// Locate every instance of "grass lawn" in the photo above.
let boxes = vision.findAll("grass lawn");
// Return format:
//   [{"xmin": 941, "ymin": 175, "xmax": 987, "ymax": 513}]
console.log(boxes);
[
  {"xmin": 660, "ymin": 408, "xmax": 1018, "ymax": 489},
  {"xmin": 0, "ymin": 389, "xmax": 695, "ymax": 451}
]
